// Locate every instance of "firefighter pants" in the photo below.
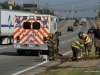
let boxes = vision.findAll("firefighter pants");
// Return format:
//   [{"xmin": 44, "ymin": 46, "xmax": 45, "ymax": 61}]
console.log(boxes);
[
  {"xmin": 48, "ymin": 46, "xmax": 54, "ymax": 60},
  {"xmin": 84, "ymin": 42, "xmax": 92, "ymax": 55},
  {"xmin": 71, "ymin": 46, "xmax": 81, "ymax": 60},
  {"xmin": 94, "ymin": 39, "xmax": 100, "ymax": 57}
]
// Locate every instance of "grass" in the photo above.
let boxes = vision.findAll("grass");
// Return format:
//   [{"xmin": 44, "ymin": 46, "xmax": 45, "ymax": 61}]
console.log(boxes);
[
  {"xmin": 93, "ymin": 19, "xmax": 100, "ymax": 25},
  {"xmin": 37, "ymin": 67, "xmax": 100, "ymax": 75}
]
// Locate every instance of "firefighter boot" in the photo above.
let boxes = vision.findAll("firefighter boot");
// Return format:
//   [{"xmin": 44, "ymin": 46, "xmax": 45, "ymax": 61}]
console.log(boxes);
[
  {"xmin": 98, "ymin": 48, "xmax": 100, "ymax": 57},
  {"xmin": 88, "ymin": 52, "xmax": 91, "ymax": 57},
  {"xmin": 72, "ymin": 57, "xmax": 77, "ymax": 61},
  {"xmin": 83, "ymin": 52, "xmax": 86, "ymax": 57},
  {"xmin": 49, "ymin": 56, "xmax": 54, "ymax": 61},
  {"xmin": 95, "ymin": 47, "xmax": 99, "ymax": 56},
  {"xmin": 77, "ymin": 56, "xmax": 82, "ymax": 61}
]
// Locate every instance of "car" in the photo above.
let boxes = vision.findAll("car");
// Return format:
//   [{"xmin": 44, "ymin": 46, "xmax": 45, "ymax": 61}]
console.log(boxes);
[
  {"xmin": 67, "ymin": 26, "xmax": 73, "ymax": 32},
  {"xmin": 59, "ymin": 18, "xmax": 62, "ymax": 21},
  {"xmin": 73, "ymin": 22, "xmax": 77, "ymax": 26},
  {"xmin": 87, "ymin": 26, "xmax": 95, "ymax": 34}
]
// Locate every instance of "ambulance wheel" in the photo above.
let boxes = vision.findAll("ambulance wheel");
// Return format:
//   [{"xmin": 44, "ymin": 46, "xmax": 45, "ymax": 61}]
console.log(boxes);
[
  {"xmin": 17, "ymin": 50, "xmax": 26, "ymax": 55},
  {"xmin": 9, "ymin": 36, "xmax": 13, "ymax": 45}
]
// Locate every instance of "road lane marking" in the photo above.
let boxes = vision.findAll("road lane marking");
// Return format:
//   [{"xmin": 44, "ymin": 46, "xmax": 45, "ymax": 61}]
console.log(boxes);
[
  {"xmin": 12, "ymin": 61, "xmax": 49, "ymax": 75},
  {"xmin": 0, "ymin": 46, "xmax": 12, "ymax": 49},
  {"xmin": 62, "ymin": 42, "xmax": 65, "ymax": 43},
  {"xmin": 58, "ymin": 20, "xmax": 70, "ymax": 31},
  {"xmin": 57, "ymin": 20, "xmax": 65, "ymax": 27},
  {"xmin": 11, "ymin": 50, "xmax": 72, "ymax": 75},
  {"xmin": 91, "ymin": 20, "xmax": 97, "ymax": 28},
  {"xmin": 63, "ymin": 51, "xmax": 72, "ymax": 55}
]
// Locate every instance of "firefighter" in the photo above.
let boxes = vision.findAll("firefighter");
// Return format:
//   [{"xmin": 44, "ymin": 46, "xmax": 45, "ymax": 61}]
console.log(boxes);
[
  {"xmin": 54, "ymin": 31, "xmax": 63, "ymax": 56},
  {"xmin": 82, "ymin": 33, "xmax": 92, "ymax": 57},
  {"xmin": 71, "ymin": 34, "xmax": 85, "ymax": 61},
  {"xmin": 46, "ymin": 33, "xmax": 57, "ymax": 61},
  {"xmin": 92, "ymin": 25, "xmax": 100, "ymax": 57},
  {"xmin": 54, "ymin": 31, "xmax": 59, "ymax": 53}
]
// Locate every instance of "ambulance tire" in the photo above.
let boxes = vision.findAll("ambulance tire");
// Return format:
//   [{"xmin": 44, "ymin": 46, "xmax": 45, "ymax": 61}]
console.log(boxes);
[
  {"xmin": 17, "ymin": 50, "xmax": 26, "ymax": 55},
  {"xmin": 9, "ymin": 36, "xmax": 13, "ymax": 45}
]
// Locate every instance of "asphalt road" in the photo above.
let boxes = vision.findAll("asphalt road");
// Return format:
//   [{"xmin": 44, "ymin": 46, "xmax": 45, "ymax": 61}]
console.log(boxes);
[{"xmin": 0, "ymin": 20, "xmax": 95, "ymax": 75}]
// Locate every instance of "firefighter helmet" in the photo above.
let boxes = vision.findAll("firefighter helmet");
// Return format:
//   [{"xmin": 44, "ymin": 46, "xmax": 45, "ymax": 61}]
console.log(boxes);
[{"xmin": 78, "ymin": 32, "xmax": 83, "ymax": 38}]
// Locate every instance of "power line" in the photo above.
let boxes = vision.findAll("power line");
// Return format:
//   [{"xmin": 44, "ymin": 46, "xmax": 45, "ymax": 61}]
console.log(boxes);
[
  {"xmin": 49, "ymin": 0, "xmax": 91, "ymax": 6},
  {"xmin": 50, "ymin": 5, "xmax": 97, "ymax": 11}
]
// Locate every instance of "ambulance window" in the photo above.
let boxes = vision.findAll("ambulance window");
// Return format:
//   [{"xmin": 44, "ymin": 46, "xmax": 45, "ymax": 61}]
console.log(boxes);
[
  {"xmin": 23, "ymin": 16, "xmax": 27, "ymax": 20},
  {"xmin": 37, "ymin": 16, "xmax": 41, "ymax": 20},
  {"xmin": 23, "ymin": 22, "xmax": 31, "ymax": 29},
  {"xmin": 32, "ymin": 22, "xmax": 40, "ymax": 30},
  {"xmin": 54, "ymin": 23, "xmax": 56, "ymax": 30}
]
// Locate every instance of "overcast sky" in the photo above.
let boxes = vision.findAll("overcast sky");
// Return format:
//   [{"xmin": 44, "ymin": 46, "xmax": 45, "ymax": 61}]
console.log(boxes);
[{"xmin": 0, "ymin": 0, "xmax": 99, "ymax": 18}]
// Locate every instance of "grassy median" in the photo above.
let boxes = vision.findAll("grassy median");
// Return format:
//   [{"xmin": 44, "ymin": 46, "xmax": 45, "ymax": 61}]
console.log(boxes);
[
  {"xmin": 93, "ymin": 19, "xmax": 100, "ymax": 26},
  {"xmin": 37, "ymin": 67, "xmax": 100, "ymax": 75}
]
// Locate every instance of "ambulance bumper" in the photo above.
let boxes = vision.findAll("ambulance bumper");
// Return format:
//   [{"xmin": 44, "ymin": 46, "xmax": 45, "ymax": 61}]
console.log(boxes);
[{"xmin": 14, "ymin": 44, "xmax": 48, "ymax": 50}]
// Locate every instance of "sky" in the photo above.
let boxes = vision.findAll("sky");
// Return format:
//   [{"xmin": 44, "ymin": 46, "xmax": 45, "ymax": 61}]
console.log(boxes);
[{"xmin": 0, "ymin": 0, "xmax": 99, "ymax": 18}]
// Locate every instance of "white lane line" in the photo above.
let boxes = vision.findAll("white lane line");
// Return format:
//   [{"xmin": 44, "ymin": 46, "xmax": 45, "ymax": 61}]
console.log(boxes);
[
  {"xmin": 62, "ymin": 42, "xmax": 65, "ymax": 43},
  {"xmin": 63, "ymin": 51, "xmax": 72, "ymax": 55},
  {"xmin": 12, "ymin": 50, "xmax": 72, "ymax": 75},
  {"xmin": 0, "ymin": 46, "xmax": 12, "ymax": 49},
  {"xmin": 57, "ymin": 20, "xmax": 65, "ymax": 27},
  {"xmin": 12, "ymin": 61, "xmax": 49, "ymax": 75},
  {"xmin": 91, "ymin": 20, "xmax": 97, "ymax": 28}
]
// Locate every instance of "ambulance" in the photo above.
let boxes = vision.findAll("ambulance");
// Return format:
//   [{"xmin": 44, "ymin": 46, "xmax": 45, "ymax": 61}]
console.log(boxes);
[{"xmin": 13, "ymin": 14, "xmax": 61, "ymax": 55}]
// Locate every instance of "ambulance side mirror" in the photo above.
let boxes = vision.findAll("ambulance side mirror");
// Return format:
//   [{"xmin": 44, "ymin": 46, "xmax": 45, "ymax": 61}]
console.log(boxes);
[{"xmin": 58, "ymin": 32, "xmax": 61, "ymax": 36}]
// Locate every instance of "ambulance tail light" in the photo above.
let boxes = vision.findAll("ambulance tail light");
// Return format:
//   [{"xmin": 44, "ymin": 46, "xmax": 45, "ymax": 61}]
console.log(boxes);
[
  {"xmin": 16, "ymin": 36, "xmax": 20, "ymax": 43},
  {"xmin": 43, "ymin": 37, "xmax": 47, "ymax": 43}
]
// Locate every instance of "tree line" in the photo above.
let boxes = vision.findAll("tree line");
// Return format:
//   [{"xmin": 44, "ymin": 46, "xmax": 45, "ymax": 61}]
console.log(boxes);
[{"xmin": 0, "ymin": 1, "xmax": 54, "ymax": 15}]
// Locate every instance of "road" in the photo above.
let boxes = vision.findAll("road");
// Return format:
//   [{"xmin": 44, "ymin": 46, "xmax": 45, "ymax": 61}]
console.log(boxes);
[{"xmin": 0, "ymin": 20, "xmax": 95, "ymax": 75}]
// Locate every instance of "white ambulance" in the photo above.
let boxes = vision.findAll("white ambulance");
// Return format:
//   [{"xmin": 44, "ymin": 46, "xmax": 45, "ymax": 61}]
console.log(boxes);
[{"xmin": 13, "ymin": 14, "xmax": 61, "ymax": 55}]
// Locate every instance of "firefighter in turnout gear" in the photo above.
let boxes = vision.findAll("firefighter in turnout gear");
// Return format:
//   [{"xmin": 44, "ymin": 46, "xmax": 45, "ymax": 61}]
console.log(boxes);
[
  {"xmin": 82, "ymin": 34, "xmax": 92, "ymax": 57},
  {"xmin": 92, "ymin": 25, "xmax": 100, "ymax": 57},
  {"xmin": 71, "ymin": 34, "xmax": 85, "ymax": 60},
  {"xmin": 46, "ymin": 33, "xmax": 57, "ymax": 61},
  {"xmin": 54, "ymin": 31, "xmax": 59, "ymax": 53}
]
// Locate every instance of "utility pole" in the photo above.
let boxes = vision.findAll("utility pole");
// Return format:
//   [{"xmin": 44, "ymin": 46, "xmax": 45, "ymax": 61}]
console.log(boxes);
[
  {"xmin": 72, "ymin": 4, "xmax": 73, "ymax": 20},
  {"xmin": 45, "ymin": 3, "xmax": 48, "ymax": 14},
  {"xmin": 38, "ymin": 0, "xmax": 39, "ymax": 9},
  {"xmin": 97, "ymin": 0, "xmax": 100, "ymax": 19},
  {"xmin": 47, "ymin": 3, "xmax": 48, "ymax": 14},
  {"xmin": 20, "ymin": 0, "xmax": 23, "ymax": 10}
]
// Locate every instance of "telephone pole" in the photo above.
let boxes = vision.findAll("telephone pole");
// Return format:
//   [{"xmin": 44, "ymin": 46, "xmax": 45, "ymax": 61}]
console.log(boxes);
[
  {"xmin": 72, "ymin": 4, "xmax": 73, "ymax": 20},
  {"xmin": 20, "ymin": 0, "xmax": 23, "ymax": 10},
  {"xmin": 99, "ymin": 0, "xmax": 100, "ymax": 18},
  {"xmin": 38, "ymin": 0, "xmax": 39, "ymax": 9}
]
